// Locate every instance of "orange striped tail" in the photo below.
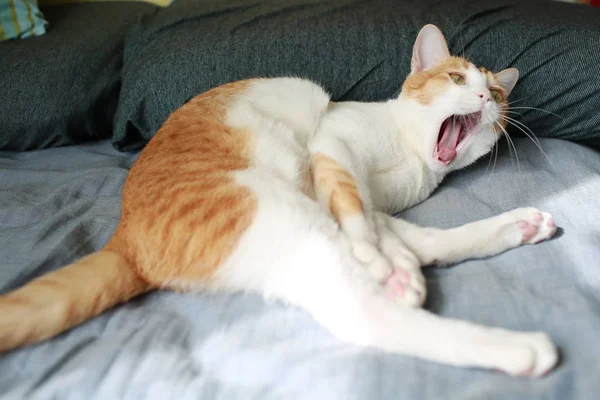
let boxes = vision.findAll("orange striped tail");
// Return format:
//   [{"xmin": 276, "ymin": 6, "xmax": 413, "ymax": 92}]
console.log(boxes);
[{"xmin": 0, "ymin": 250, "xmax": 150, "ymax": 353}]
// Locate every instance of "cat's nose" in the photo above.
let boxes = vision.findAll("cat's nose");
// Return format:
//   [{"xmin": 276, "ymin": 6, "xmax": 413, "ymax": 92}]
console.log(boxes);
[{"xmin": 477, "ymin": 91, "xmax": 491, "ymax": 103}]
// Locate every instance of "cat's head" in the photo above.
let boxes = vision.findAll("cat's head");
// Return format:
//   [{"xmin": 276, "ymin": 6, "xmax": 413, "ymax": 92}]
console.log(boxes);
[{"xmin": 397, "ymin": 24, "xmax": 519, "ymax": 172}]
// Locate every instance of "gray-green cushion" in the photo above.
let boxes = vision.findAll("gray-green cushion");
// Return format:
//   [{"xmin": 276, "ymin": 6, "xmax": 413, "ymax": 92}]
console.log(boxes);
[
  {"xmin": 113, "ymin": 0, "xmax": 600, "ymax": 151},
  {"xmin": 0, "ymin": 2, "xmax": 157, "ymax": 151}
]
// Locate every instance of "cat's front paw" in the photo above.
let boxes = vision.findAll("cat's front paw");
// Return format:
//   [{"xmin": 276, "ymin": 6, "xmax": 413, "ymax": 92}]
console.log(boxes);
[
  {"xmin": 376, "ymin": 220, "xmax": 426, "ymax": 308},
  {"xmin": 383, "ymin": 267, "xmax": 426, "ymax": 308},
  {"xmin": 349, "ymin": 230, "xmax": 425, "ymax": 308},
  {"xmin": 350, "ymin": 239, "xmax": 394, "ymax": 281},
  {"xmin": 506, "ymin": 208, "xmax": 557, "ymax": 245}
]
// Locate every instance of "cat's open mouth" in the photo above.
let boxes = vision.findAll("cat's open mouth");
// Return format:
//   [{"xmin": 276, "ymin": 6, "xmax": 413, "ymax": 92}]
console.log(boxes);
[{"xmin": 434, "ymin": 112, "xmax": 481, "ymax": 165}]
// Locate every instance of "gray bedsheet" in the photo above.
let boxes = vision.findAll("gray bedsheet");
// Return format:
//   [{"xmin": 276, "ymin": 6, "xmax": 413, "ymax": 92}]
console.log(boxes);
[{"xmin": 0, "ymin": 138, "xmax": 599, "ymax": 400}]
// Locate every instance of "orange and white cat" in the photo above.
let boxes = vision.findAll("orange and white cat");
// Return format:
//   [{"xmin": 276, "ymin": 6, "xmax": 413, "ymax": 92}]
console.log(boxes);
[{"xmin": 0, "ymin": 25, "xmax": 558, "ymax": 377}]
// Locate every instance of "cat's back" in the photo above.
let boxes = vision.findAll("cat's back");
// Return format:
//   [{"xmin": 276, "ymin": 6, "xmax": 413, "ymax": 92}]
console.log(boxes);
[{"xmin": 126, "ymin": 77, "xmax": 330, "ymax": 191}]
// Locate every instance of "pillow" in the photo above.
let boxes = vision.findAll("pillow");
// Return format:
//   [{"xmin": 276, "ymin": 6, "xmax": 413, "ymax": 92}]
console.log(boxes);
[
  {"xmin": 0, "ymin": 0, "xmax": 47, "ymax": 41},
  {"xmin": 113, "ymin": 0, "xmax": 600, "ymax": 151},
  {"xmin": 0, "ymin": 2, "xmax": 158, "ymax": 150}
]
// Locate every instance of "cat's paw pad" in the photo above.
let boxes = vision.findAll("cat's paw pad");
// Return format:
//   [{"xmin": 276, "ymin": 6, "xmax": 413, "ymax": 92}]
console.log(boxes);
[
  {"xmin": 513, "ymin": 209, "xmax": 557, "ymax": 244},
  {"xmin": 378, "ymin": 230, "xmax": 426, "ymax": 307},
  {"xmin": 384, "ymin": 268, "xmax": 426, "ymax": 307},
  {"xmin": 347, "ymin": 217, "xmax": 425, "ymax": 305}
]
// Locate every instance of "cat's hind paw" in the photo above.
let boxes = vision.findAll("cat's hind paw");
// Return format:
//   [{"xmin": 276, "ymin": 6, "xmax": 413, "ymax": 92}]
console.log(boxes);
[{"xmin": 486, "ymin": 331, "xmax": 559, "ymax": 378}]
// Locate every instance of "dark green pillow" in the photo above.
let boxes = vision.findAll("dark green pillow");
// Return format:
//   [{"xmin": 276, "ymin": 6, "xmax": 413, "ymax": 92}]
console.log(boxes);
[
  {"xmin": 0, "ymin": 2, "xmax": 157, "ymax": 151},
  {"xmin": 113, "ymin": 0, "xmax": 600, "ymax": 151}
]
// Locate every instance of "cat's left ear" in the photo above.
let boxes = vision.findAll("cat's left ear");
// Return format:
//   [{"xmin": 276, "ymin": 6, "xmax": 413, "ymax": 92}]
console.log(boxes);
[
  {"xmin": 495, "ymin": 68, "xmax": 519, "ymax": 96},
  {"xmin": 411, "ymin": 24, "xmax": 451, "ymax": 74}
]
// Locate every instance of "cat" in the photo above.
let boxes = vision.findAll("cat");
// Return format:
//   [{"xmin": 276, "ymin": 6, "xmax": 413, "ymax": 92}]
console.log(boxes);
[{"xmin": 0, "ymin": 24, "xmax": 558, "ymax": 377}]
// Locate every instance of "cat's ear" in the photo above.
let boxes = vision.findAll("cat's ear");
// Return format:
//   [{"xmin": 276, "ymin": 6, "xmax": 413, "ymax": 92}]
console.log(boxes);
[
  {"xmin": 411, "ymin": 24, "xmax": 451, "ymax": 74},
  {"xmin": 495, "ymin": 68, "xmax": 519, "ymax": 96}
]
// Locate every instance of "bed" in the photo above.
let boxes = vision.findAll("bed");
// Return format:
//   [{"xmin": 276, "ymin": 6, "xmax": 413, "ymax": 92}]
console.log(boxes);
[{"xmin": 1, "ymin": 1, "xmax": 600, "ymax": 399}]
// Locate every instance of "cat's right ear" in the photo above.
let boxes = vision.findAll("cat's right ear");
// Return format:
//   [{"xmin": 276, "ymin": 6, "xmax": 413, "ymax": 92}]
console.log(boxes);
[{"xmin": 411, "ymin": 24, "xmax": 450, "ymax": 74}]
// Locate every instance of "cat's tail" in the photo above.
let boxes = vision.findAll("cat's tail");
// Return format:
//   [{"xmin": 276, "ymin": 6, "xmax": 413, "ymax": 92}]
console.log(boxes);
[{"xmin": 0, "ymin": 250, "xmax": 150, "ymax": 353}]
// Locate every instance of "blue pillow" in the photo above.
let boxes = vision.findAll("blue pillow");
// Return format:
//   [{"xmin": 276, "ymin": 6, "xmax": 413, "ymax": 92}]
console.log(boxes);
[{"xmin": 0, "ymin": 0, "xmax": 47, "ymax": 41}]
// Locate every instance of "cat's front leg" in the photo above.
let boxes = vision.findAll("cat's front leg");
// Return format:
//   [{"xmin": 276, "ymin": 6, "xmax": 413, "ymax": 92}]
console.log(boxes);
[
  {"xmin": 310, "ymin": 136, "xmax": 426, "ymax": 306},
  {"xmin": 380, "ymin": 208, "xmax": 557, "ymax": 266}
]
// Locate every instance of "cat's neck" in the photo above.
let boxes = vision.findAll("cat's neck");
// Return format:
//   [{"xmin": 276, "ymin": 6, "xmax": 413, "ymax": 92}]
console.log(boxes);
[
  {"xmin": 387, "ymin": 96, "xmax": 448, "ymax": 179},
  {"xmin": 387, "ymin": 98, "xmax": 425, "ymax": 158},
  {"xmin": 318, "ymin": 97, "xmax": 448, "ymax": 186},
  {"xmin": 320, "ymin": 98, "xmax": 447, "ymax": 213}
]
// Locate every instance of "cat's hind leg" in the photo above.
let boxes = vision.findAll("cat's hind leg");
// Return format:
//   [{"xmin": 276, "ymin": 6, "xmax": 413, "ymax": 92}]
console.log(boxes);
[
  {"xmin": 332, "ymin": 292, "xmax": 559, "ymax": 377},
  {"xmin": 379, "ymin": 208, "xmax": 557, "ymax": 267},
  {"xmin": 210, "ymin": 170, "xmax": 558, "ymax": 377}
]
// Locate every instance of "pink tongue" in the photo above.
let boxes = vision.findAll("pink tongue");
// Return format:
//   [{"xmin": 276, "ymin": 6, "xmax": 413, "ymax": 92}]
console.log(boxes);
[
  {"xmin": 438, "ymin": 148, "xmax": 457, "ymax": 162},
  {"xmin": 437, "ymin": 119, "xmax": 461, "ymax": 162}
]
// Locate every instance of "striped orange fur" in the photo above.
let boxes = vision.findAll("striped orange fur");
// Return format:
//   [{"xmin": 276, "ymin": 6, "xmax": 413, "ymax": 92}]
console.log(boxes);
[
  {"xmin": 0, "ymin": 251, "xmax": 147, "ymax": 351},
  {"xmin": 0, "ymin": 80, "xmax": 257, "ymax": 351},
  {"xmin": 311, "ymin": 152, "xmax": 364, "ymax": 221},
  {"xmin": 109, "ymin": 80, "xmax": 257, "ymax": 289}
]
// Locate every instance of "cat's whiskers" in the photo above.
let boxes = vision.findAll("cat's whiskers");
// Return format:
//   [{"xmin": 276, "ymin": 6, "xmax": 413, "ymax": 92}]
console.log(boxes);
[
  {"xmin": 494, "ymin": 119, "xmax": 520, "ymax": 172},
  {"xmin": 493, "ymin": 132, "xmax": 499, "ymax": 175},
  {"xmin": 499, "ymin": 114, "xmax": 543, "ymax": 148},
  {"xmin": 456, "ymin": 22, "xmax": 467, "ymax": 60},
  {"xmin": 483, "ymin": 115, "xmax": 500, "ymax": 177},
  {"xmin": 502, "ymin": 106, "xmax": 564, "ymax": 120},
  {"xmin": 483, "ymin": 131, "xmax": 497, "ymax": 177},
  {"xmin": 499, "ymin": 103, "xmax": 561, "ymax": 167},
  {"xmin": 452, "ymin": 115, "xmax": 456, "ymax": 139},
  {"xmin": 499, "ymin": 115, "xmax": 556, "ymax": 169},
  {"xmin": 465, "ymin": 41, "xmax": 485, "ymax": 62},
  {"xmin": 504, "ymin": 110, "xmax": 524, "ymax": 118},
  {"xmin": 505, "ymin": 98, "xmax": 528, "ymax": 106}
]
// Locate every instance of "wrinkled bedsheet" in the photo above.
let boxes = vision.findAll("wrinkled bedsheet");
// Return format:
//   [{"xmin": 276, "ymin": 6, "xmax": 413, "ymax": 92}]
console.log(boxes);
[{"xmin": 0, "ymin": 138, "xmax": 599, "ymax": 400}]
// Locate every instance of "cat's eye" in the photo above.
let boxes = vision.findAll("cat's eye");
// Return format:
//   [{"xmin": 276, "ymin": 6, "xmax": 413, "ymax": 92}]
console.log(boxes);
[
  {"xmin": 449, "ymin": 73, "xmax": 466, "ymax": 85},
  {"xmin": 490, "ymin": 89, "xmax": 503, "ymax": 103}
]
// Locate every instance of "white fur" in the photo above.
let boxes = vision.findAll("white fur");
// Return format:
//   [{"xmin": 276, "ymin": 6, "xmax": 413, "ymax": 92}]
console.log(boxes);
[{"xmin": 212, "ymin": 26, "xmax": 559, "ymax": 377}]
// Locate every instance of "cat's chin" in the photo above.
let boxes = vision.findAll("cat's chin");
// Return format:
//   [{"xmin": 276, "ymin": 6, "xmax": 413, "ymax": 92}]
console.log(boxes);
[{"xmin": 432, "ymin": 112, "xmax": 481, "ymax": 166}]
